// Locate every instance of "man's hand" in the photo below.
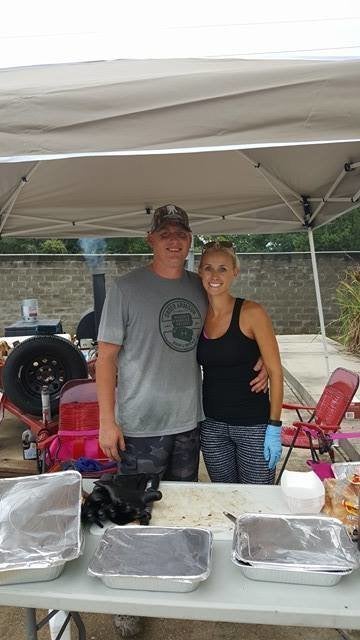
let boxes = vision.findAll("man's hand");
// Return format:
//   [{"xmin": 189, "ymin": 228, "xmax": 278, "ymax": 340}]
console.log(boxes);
[
  {"xmin": 99, "ymin": 421, "xmax": 125, "ymax": 461},
  {"xmin": 250, "ymin": 357, "xmax": 268, "ymax": 393}
]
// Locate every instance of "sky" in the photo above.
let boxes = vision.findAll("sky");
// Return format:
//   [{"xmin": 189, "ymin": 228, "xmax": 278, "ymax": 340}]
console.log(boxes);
[{"xmin": 1, "ymin": 0, "xmax": 360, "ymax": 68}]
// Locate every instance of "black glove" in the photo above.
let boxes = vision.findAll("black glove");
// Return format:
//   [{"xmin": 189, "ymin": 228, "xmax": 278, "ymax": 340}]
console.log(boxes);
[{"xmin": 81, "ymin": 473, "xmax": 162, "ymax": 527}]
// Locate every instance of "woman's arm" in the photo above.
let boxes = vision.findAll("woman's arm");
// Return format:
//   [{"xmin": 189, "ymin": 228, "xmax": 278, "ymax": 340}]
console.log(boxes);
[{"xmin": 242, "ymin": 301, "xmax": 283, "ymax": 420}]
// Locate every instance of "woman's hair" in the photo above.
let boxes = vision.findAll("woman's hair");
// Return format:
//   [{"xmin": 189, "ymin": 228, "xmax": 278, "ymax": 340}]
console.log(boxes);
[{"xmin": 199, "ymin": 241, "xmax": 240, "ymax": 271}]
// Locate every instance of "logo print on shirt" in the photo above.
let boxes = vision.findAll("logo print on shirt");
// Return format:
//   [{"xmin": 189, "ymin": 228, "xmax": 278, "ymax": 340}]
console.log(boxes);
[{"xmin": 159, "ymin": 298, "xmax": 202, "ymax": 352}]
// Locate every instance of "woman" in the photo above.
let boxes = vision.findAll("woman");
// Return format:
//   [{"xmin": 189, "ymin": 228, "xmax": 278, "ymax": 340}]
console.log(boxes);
[{"xmin": 197, "ymin": 241, "xmax": 283, "ymax": 484}]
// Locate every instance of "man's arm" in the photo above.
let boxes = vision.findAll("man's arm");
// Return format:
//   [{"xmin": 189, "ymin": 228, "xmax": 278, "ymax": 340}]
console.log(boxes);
[
  {"xmin": 96, "ymin": 341, "xmax": 125, "ymax": 461},
  {"xmin": 250, "ymin": 357, "xmax": 268, "ymax": 393}
]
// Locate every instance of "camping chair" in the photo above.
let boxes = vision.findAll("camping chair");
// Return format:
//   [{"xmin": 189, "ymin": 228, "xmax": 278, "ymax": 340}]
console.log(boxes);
[
  {"xmin": 37, "ymin": 378, "xmax": 116, "ymax": 476},
  {"xmin": 276, "ymin": 367, "xmax": 359, "ymax": 484}
]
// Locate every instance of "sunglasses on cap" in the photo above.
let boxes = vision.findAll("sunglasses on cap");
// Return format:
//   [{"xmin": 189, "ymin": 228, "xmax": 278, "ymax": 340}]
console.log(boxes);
[{"xmin": 201, "ymin": 240, "xmax": 235, "ymax": 253}]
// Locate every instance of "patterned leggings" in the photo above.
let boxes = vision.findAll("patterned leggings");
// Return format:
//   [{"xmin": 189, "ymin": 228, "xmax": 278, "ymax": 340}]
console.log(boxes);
[{"xmin": 200, "ymin": 418, "xmax": 275, "ymax": 484}]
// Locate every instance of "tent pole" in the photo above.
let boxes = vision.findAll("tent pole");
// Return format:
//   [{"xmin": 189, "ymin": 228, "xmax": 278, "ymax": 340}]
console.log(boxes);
[
  {"xmin": 307, "ymin": 227, "xmax": 330, "ymax": 376},
  {"xmin": 187, "ymin": 235, "xmax": 195, "ymax": 271},
  {"xmin": 308, "ymin": 165, "xmax": 348, "ymax": 224},
  {"xmin": 238, "ymin": 151, "xmax": 304, "ymax": 224},
  {"xmin": 0, "ymin": 163, "xmax": 40, "ymax": 234}
]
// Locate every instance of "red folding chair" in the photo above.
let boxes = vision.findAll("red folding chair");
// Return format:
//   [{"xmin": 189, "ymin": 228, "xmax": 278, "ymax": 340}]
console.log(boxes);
[
  {"xmin": 277, "ymin": 367, "xmax": 360, "ymax": 483},
  {"xmin": 37, "ymin": 378, "xmax": 116, "ymax": 475}
]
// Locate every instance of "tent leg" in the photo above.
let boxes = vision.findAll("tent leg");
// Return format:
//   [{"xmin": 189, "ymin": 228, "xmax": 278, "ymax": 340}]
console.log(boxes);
[
  {"xmin": 307, "ymin": 227, "xmax": 330, "ymax": 376},
  {"xmin": 186, "ymin": 235, "xmax": 195, "ymax": 272}
]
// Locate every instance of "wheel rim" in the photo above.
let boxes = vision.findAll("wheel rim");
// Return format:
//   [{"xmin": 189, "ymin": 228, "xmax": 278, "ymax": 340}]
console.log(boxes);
[{"xmin": 19, "ymin": 353, "xmax": 67, "ymax": 399}]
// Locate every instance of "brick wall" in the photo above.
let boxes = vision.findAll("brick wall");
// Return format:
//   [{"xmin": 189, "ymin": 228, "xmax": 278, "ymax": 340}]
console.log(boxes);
[{"xmin": 0, "ymin": 252, "xmax": 359, "ymax": 336}]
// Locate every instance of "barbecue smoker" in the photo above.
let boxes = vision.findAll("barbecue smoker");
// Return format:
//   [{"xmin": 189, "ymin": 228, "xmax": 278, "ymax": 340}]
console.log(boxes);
[
  {"xmin": 0, "ymin": 273, "xmax": 107, "ymax": 466},
  {"xmin": 76, "ymin": 272, "xmax": 106, "ymax": 343}
]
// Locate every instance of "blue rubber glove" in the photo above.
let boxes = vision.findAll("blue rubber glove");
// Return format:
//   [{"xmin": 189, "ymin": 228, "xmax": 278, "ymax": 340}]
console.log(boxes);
[{"xmin": 263, "ymin": 425, "xmax": 282, "ymax": 470}]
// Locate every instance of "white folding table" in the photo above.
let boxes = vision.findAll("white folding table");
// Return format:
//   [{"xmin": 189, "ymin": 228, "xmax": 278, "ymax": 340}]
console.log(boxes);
[{"xmin": 0, "ymin": 483, "xmax": 359, "ymax": 639}]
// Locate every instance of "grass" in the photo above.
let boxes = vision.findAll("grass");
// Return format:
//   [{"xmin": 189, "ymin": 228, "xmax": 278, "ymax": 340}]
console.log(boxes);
[{"xmin": 336, "ymin": 266, "xmax": 360, "ymax": 355}]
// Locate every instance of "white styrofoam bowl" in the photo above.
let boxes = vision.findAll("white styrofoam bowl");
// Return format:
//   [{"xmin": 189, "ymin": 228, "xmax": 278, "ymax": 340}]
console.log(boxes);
[{"xmin": 280, "ymin": 470, "xmax": 325, "ymax": 514}]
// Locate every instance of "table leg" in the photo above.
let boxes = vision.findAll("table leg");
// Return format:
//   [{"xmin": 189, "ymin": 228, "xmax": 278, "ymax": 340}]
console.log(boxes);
[
  {"xmin": 336, "ymin": 630, "xmax": 354, "ymax": 640},
  {"xmin": 24, "ymin": 608, "xmax": 86, "ymax": 640},
  {"xmin": 71, "ymin": 611, "xmax": 86, "ymax": 639},
  {"xmin": 24, "ymin": 609, "xmax": 38, "ymax": 640}
]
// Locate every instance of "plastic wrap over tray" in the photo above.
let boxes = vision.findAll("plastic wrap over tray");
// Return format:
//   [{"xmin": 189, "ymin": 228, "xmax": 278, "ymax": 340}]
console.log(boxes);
[
  {"xmin": 0, "ymin": 471, "xmax": 82, "ymax": 583},
  {"xmin": 88, "ymin": 525, "xmax": 213, "ymax": 592},
  {"xmin": 331, "ymin": 462, "xmax": 360, "ymax": 482},
  {"xmin": 231, "ymin": 555, "xmax": 352, "ymax": 586},
  {"xmin": 233, "ymin": 513, "xmax": 359, "ymax": 572}
]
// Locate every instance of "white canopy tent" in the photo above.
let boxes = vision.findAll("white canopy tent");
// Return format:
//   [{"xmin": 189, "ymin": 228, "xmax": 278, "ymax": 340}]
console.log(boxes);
[{"xmin": 1, "ymin": 57, "xmax": 360, "ymax": 372}]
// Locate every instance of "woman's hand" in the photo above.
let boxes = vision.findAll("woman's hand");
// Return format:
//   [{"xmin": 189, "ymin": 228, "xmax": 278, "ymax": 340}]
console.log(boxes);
[
  {"xmin": 264, "ymin": 425, "xmax": 282, "ymax": 469},
  {"xmin": 250, "ymin": 357, "xmax": 268, "ymax": 393}
]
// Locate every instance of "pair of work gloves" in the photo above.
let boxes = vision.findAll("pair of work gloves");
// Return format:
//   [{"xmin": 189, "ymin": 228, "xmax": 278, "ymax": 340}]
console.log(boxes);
[
  {"xmin": 81, "ymin": 472, "xmax": 162, "ymax": 527},
  {"xmin": 264, "ymin": 425, "xmax": 282, "ymax": 470}
]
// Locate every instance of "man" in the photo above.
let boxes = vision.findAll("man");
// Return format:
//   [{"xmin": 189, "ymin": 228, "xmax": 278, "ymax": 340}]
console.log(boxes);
[
  {"xmin": 97, "ymin": 203, "xmax": 267, "ymax": 476},
  {"xmin": 96, "ymin": 204, "xmax": 266, "ymax": 637}
]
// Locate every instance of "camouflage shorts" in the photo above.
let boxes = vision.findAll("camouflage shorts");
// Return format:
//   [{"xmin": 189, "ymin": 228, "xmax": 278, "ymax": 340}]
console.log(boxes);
[{"xmin": 117, "ymin": 425, "xmax": 200, "ymax": 481}]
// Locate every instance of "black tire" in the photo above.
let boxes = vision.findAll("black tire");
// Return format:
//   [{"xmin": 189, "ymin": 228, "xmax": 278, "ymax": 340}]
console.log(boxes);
[{"xmin": 2, "ymin": 335, "xmax": 88, "ymax": 416}]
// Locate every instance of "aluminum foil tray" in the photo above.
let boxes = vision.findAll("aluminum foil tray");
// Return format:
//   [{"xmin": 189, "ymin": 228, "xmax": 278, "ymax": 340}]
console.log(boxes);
[
  {"xmin": 0, "ymin": 564, "xmax": 64, "ymax": 586},
  {"xmin": 231, "ymin": 555, "xmax": 352, "ymax": 586},
  {"xmin": 0, "ymin": 471, "xmax": 82, "ymax": 585},
  {"xmin": 233, "ymin": 513, "xmax": 359, "ymax": 572},
  {"xmin": 88, "ymin": 525, "xmax": 213, "ymax": 592}
]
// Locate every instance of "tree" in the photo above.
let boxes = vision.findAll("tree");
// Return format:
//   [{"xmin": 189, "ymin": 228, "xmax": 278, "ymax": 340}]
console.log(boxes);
[
  {"xmin": 0, "ymin": 238, "xmax": 42, "ymax": 253},
  {"xmin": 38, "ymin": 239, "xmax": 68, "ymax": 254},
  {"xmin": 63, "ymin": 239, "xmax": 82, "ymax": 253},
  {"xmin": 194, "ymin": 209, "xmax": 360, "ymax": 252},
  {"xmin": 106, "ymin": 237, "xmax": 151, "ymax": 253}
]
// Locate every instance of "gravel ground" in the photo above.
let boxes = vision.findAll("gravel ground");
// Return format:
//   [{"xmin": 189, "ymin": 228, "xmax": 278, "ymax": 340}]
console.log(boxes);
[{"xmin": 0, "ymin": 380, "xmax": 359, "ymax": 640}]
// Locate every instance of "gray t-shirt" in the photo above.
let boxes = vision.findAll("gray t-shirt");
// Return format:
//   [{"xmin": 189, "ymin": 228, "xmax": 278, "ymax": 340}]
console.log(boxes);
[{"xmin": 98, "ymin": 266, "xmax": 207, "ymax": 437}]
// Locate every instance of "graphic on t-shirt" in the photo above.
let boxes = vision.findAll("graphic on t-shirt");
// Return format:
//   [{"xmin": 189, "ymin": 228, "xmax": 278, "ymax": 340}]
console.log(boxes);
[{"xmin": 159, "ymin": 298, "xmax": 202, "ymax": 352}]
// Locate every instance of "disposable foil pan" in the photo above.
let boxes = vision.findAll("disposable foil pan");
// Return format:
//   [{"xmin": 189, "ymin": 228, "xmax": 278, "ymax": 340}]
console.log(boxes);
[
  {"xmin": 88, "ymin": 525, "xmax": 213, "ymax": 592},
  {"xmin": 231, "ymin": 555, "xmax": 353, "ymax": 586},
  {"xmin": 0, "ymin": 471, "xmax": 82, "ymax": 585},
  {"xmin": 233, "ymin": 513, "xmax": 359, "ymax": 572},
  {"xmin": 0, "ymin": 564, "xmax": 64, "ymax": 586}
]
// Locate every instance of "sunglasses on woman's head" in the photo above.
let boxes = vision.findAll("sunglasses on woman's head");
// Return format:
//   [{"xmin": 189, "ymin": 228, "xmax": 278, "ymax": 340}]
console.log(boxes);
[{"xmin": 201, "ymin": 240, "xmax": 235, "ymax": 253}]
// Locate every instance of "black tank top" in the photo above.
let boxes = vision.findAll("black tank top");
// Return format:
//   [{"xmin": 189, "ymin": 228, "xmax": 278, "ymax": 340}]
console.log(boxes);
[{"xmin": 197, "ymin": 298, "xmax": 269, "ymax": 425}]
